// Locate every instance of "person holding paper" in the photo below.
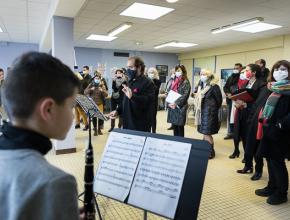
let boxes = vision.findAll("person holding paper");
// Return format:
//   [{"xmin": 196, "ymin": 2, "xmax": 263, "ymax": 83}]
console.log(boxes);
[
  {"xmin": 194, "ymin": 69, "xmax": 222, "ymax": 159},
  {"xmin": 236, "ymin": 64, "xmax": 265, "ymax": 173},
  {"xmin": 223, "ymin": 63, "xmax": 243, "ymax": 141},
  {"xmin": 167, "ymin": 64, "xmax": 191, "ymax": 137},
  {"xmin": 109, "ymin": 56, "xmax": 155, "ymax": 132},
  {"xmin": 255, "ymin": 60, "xmax": 290, "ymax": 205}
]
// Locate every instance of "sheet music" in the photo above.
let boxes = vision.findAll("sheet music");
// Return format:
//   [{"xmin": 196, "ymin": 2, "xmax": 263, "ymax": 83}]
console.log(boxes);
[
  {"xmin": 128, "ymin": 137, "xmax": 191, "ymax": 219},
  {"xmin": 166, "ymin": 90, "xmax": 182, "ymax": 104},
  {"xmin": 76, "ymin": 94, "xmax": 107, "ymax": 121},
  {"xmin": 94, "ymin": 132, "xmax": 146, "ymax": 201}
]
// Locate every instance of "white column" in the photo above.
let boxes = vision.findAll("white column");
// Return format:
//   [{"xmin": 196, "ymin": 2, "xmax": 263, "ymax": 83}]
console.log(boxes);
[{"xmin": 52, "ymin": 16, "xmax": 76, "ymax": 154}]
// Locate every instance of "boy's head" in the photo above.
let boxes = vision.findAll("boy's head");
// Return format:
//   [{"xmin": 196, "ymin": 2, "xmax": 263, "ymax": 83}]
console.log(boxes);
[{"xmin": 2, "ymin": 52, "xmax": 80, "ymax": 140}]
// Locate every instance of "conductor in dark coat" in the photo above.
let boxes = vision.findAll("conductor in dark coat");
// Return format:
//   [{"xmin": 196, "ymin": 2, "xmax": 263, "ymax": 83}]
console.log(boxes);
[{"xmin": 109, "ymin": 56, "xmax": 155, "ymax": 132}]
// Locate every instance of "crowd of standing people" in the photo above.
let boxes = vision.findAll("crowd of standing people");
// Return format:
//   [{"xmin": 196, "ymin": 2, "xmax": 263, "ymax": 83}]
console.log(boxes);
[{"xmin": 73, "ymin": 56, "xmax": 290, "ymax": 206}]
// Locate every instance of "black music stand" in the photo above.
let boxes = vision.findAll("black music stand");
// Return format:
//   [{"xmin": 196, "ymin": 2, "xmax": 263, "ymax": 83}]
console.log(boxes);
[{"xmin": 76, "ymin": 94, "xmax": 108, "ymax": 220}]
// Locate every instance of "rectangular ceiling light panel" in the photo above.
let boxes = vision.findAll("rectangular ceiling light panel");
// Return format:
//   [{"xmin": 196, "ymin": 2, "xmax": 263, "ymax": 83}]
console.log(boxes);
[
  {"xmin": 120, "ymin": 2, "xmax": 174, "ymax": 20},
  {"xmin": 233, "ymin": 22, "xmax": 282, "ymax": 33},
  {"xmin": 86, "ymin": 34, "xmax": 117, "ymax": 41}
]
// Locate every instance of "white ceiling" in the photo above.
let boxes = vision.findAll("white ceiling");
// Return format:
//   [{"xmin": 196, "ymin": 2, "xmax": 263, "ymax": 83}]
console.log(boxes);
[
  {"xmin": 74, "ymin": 0, "xmax": 290, "ymax": 53},
  {"xmin": 0, "ymin": 0, "xmax": 51, "ymax": 44},
  {"xmin": 1, "ymin": 0, "xmax": 290, "ymax": 53}
]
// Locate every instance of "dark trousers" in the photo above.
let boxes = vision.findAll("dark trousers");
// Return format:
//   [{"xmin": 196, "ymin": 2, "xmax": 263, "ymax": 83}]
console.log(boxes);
[
  {"xmin": 111, "ymin": 98, "xmax": 123, "ymax": 129},
  {"xmin": 226, "ymin": 100, "xmax": 234, "ymax": 135},
  {"xmin": 267, "ymin": 158, "xmax": 289, "ymax": 195},
  {"xmin": 245, "ymin": 140, "xmax": 264, "ymax": 172},
  {"xmin": 233, "ymin": 136, "xmax": 246, "ymax": 153},
  {"xmin": 173, "ymin": 125, "xmax": 184, "ymax": 137},
  {"xmin": 92, "ymin": 117, "xmax": 103, "ymax": 130},
  {"xmin": 151, "ymin": 107, "xmax": 158, "ymax": 133}
]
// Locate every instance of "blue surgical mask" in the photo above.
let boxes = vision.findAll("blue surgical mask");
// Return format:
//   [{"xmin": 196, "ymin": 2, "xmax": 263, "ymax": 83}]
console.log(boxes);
[
  {"xmin": 94, "ymin": 79, "xmax": 100, "ymax": 84},
  {"xmin": 127, "ymin": 68, "xmax": 137, "ymax": 80}
]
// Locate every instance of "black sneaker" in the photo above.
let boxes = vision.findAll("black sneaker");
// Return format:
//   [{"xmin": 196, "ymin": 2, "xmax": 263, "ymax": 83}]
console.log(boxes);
[
  {"xmin": 167, "ymin": 126, "xmax": 173, "ymax": 130},
  {"xmin": 75, "ymin": 124, "xmax": 80, "ymax": 129},
  {"xmin": 224, "ymin": 134, "xmax": 233, "ymax": 140},
  {"xmin": 255, "ymin": 186, "xmax": 276, "ymax": 197},
  {"xmin": 267, "ymin": 193, "xmax": 288, "ymax": 205},
  {"xmin": 108, "ymin": 128, "xmax": 114, "ymax": 132}
]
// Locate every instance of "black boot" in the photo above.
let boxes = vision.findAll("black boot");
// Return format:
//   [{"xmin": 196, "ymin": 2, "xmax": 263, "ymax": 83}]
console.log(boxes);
[
  {"xmin": 267, "ymin": 192, "xmax": 288, "ymax": 205},
  {"xmin": 237, "ymin": 166, "xmax": 253, "ymax": 174},
  {"xmin": 93, "ymin": 128, "xmax": 98, "ymax": 136},
  {"xmin": 255, "ymin": 186, "xmax": 276, "ymax": 197},
  {"xmin": 209, "ymin": 144, "xmax": 215, "ymax": 159},
  {"xmin": 229, "ymin": 150, "xmax": 240, "ymax": 159},
  {"xmin": 83, "ymin": 125, "xmax": 89, "ymax": 131},
  {"xmin": 251, "ymin": 172, "xmax": 262, "ymax": 181},
  {"xmin": 75, "ymin": 124, "xmax": 80, "ymax": 129}
]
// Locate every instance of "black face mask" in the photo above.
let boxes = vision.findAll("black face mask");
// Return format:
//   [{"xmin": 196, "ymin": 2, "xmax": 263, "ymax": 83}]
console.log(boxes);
[
  {"xmin": 127, "ymin": 69, "xmax": 137, "ymax": 80},
  {"xmin": 116, "ymin": 76, "xmax": 122, "ymax": 79}
]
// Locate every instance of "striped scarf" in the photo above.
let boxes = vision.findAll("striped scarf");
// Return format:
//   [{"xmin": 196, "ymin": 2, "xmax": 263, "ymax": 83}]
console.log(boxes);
[{"xmin": 260, "ymin": 80, "xmax": 290, "ymax": 120}]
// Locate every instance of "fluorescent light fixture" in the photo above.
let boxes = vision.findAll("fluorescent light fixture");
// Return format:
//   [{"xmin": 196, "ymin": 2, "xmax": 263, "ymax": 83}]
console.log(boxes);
[
  {"xmin": 233, "ymin": 22, "xmax": 282, "ymax": 33},
  {"xmin": 211, "ymin": 17, "xmax": 263, "ymax": 34},
  {"xmin": 154, "ymin": 41, "xmax": 197, "ymax": 49},
  {"xmin": 86, "ymin": 34, "xmax": 117, "ymax": 41},
  {"xmin": 0, "ymin": 26, "xmax": 3, "ymax": 32},
  {"xmin": 166, "ymin": 0, "xmax": 179, "ymax": 2},
  {"xmin": 108, "ymin": 23, "xmax": 132, "ymax": 37},
  {"xmin": 120, "ymin": 2, "xmax": 174, "ymax": 20}
]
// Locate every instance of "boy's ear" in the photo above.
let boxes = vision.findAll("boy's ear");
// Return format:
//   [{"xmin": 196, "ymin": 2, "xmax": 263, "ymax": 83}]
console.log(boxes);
[{"xmin": 37, "ymin": 98, "xmax": 55, "ymax": 121}]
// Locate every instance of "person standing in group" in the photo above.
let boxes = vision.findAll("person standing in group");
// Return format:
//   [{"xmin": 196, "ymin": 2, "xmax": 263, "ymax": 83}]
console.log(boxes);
[
  {"xmin": 167, "ymin": 64, "xmax": 191, "ymax": 137},
  {"xmin": 194, "ymin": 69, "xmax": 222, "ymax": 159},
  {"xmin": 256, "ymin": 59, "xmax": 270, "ymax": 83},
  {"xmin": 223, "ymin": 63, "xmax": 243, "ymax": 140},
  {"xmin": 147, "ymin": 67, "xmax": 161, "ymax": 133},
  {"xmin": 84, "ymin": 72, "xmax": 108, "ymax": 136},
  {"xmin": 109, "ymin": 56, "xmax": 155, "ymax": 132},
  {"xmin": 255, "ymin": 60, "xmax": 290, "ymax": 205},
  {"xmin": 166, "ymin": 68, "xmax": 176, "ymax": 130},
  {"xmin": 108, "ymin": 69, "xmax": 126, "ymax": 132},
  {"xmin": 0, "ymin": 68, "xmax": 6, "ymax": 122},
  {"xmin": 236, "ymin": 64, "xmax": 265, "ymax": 173},
  {"xmin": 75, "ymin": 65, "xmax": 91, "ymax": 131}
]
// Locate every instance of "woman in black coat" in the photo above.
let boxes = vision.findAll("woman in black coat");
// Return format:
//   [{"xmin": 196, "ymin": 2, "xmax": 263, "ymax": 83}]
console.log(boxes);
[
  {"xmin": 194, "ymin": 69, "xmax": 222, "ymax": 159},
  {"xmin": 147, "ymin": 67, "xmax": 161, "ymax": 133},
  {"xmin": 167, "ymin": 64, "xmax": 191, "ymax": 137},
  {"xmin": 255, "ymin": 60, "xmax": 290, "ymax": 205}
]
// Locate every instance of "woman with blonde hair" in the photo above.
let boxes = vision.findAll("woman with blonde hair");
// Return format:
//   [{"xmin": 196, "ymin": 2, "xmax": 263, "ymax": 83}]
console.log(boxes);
[
  {"xmin": 194, "ymin": 69, "xmax": 222, "ymax": 159},
  {"xmin": 147, "ymin": 67, "xmax": 161, "ymax": 133}
]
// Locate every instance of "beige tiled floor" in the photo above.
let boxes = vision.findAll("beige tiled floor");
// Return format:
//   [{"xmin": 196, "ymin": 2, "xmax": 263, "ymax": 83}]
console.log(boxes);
[{"xmin": 46, "ymin": 111, "xmax": 290, "ymax": 220}]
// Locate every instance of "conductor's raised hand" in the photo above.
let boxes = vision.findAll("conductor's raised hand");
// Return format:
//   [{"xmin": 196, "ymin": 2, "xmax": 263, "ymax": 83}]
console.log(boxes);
[
  {"xmin": 109, "ymin": 110, "xmax": 118, "ymax": 119},
  {"xmin": 122, "ymin": 84, "xmax": 132, "ymax": 99}
]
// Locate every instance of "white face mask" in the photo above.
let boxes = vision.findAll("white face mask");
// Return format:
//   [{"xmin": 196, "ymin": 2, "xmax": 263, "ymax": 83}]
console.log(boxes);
[
  {"xmin": 233, "ymin": 69, "xmax": 239, "ymax": 74},
  {"xmin": 148, "ymin": 73, "xmax": 154, "ymax": 79},
  {"xmin": 239, "ymin": 73, "xmax": 246, "ymax": 80},
  {"xmin": 171, "ymin": 73, "xmax": 175, "ymax": 79},
  {"xmin": 273, "ymin": 70, "xmax": 288, "ymax": 82},
  {"xmin": 200, "ymin": 75, "xmax": 208, "ymax": 82},
  {"xmin": 175, "ymin": 71, "xmax": 182, "ymax": 77}
]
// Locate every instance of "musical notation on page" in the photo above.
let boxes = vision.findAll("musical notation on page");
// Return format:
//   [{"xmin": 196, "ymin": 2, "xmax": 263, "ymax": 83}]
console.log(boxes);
[
  {"xmin": 128, "ymin": 137, "xmax": 191, "ymax": 219},
  {"xmin": 94, "ymin": 132, "xmax": 146, "ymax": 201}
]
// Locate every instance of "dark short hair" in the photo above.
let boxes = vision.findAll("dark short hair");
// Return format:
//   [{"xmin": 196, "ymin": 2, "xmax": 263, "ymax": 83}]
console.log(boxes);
[
  {"xmin": 0, "ymin": 68, "xmax": 3, "ymax": 72},
  {"xmin": 115, "ymin": 69, "xmax": 124, "ymax": 74},
  {"xmin": 2, "ymin": 52, "xmax": 80, "ymax": 120},
  {"xmin": 129, "ymin": 56, "xmax": 145, "ymax": 74},
  {"xmin": 83, "ymin": 65, "xmax": 89, "ymax": 70},
  {"xmin": 175, "ymin": 64, "xmax": 188, "ymax": 80},
  {"xmin": 268, "ymin": 60, "xmax": 290, "ymax": 82},
  {"xmin": 234, "ymin": 63, "xmax": 243, "ymax": 68},
  {"xmin": 256, "ymin": 59, "xmax": 266, "ymax": 67},
  {"xmin": 247, "ymin": 64, "xmax": 262, "ymax": 79}
]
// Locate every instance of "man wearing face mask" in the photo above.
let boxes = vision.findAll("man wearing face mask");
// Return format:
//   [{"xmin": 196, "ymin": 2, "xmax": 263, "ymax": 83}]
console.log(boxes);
[
  {"xmin": 223, "ymin": 63, "xmax": 243, "ymax": 140},
  {"xmin": 109, "ymin": 56, "xmax": 155, "ymax": 132},
  {"xmin": 255, "ymin": 59, "xmax": 270, "ymax": 83},
  {"xmin": 108, "ymin": 69, "xmax": 127, "ymax": 132},
  {"xmin": 75, "ymin": 66, "xmax": 92, "ymax": 131}
]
